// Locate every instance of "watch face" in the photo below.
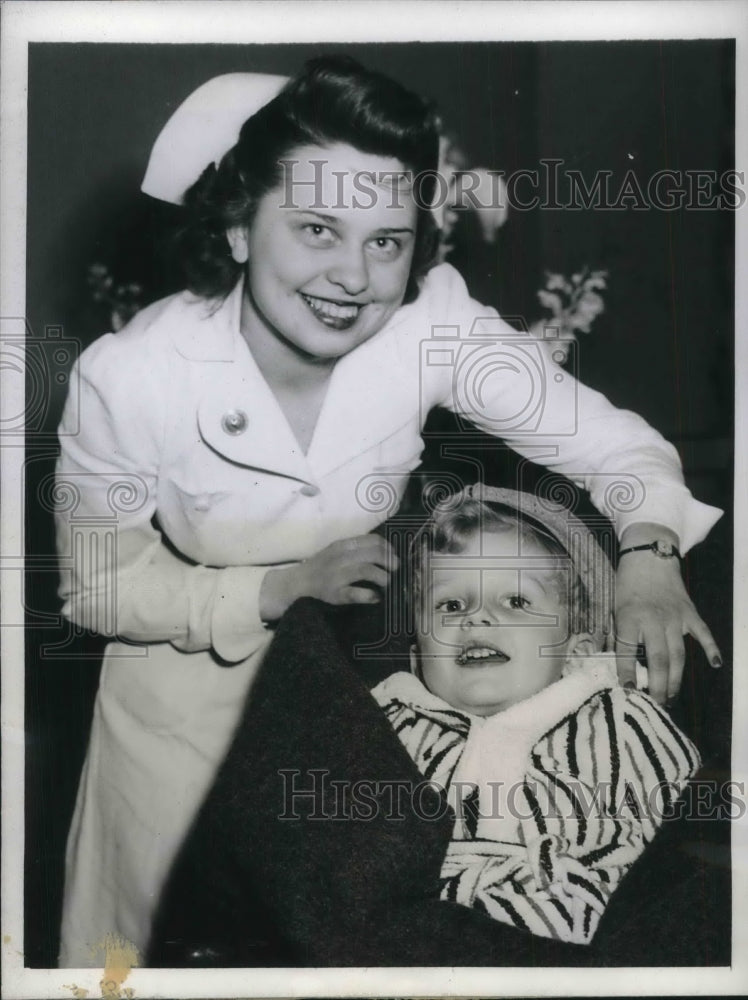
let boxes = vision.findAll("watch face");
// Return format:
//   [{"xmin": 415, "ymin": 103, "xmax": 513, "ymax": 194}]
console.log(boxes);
[{"xmin": 654, "ymin": 541, "xmax": 675, "ymax": 557}]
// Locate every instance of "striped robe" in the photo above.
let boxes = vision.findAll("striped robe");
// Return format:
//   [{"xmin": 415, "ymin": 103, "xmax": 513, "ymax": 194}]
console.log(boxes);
[{"xmin": 372, "ymin": 657, "xmax": 700, "ymax": 945}]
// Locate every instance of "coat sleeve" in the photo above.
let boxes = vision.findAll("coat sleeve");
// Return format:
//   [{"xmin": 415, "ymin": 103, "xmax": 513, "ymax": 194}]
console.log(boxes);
[
  {"xmin": 55, "ymin": 335, "xmax": 271, "ymax": 663},
  {"xmin": 416, "ymin": 264, "xmax": 722, "ymax": 553}
]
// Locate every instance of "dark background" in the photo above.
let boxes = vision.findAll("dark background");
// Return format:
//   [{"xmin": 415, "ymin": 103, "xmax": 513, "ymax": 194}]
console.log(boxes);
[{"xmin": 25, "ymin": 41, "xmax": 734, "ymax": 966}]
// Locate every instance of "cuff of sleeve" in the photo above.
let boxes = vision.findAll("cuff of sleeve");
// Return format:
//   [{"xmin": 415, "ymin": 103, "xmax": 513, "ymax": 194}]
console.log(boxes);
[
  {"xmin": 614, "ymin": 490, "xmax": 724, "ymax": 555},
  {"xmin": 211, "ymin": 565, "xmax": 272, "ymax": 663}
]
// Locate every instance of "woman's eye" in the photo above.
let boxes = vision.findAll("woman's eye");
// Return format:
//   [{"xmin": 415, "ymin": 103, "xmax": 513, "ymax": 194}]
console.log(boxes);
[
  {"xmin": 366, "ymin": 236, "xmax": 402, "ymax": 260},
  {"xmin": 507, "ymin": 595, "xmax": 530, "ymax": 610},
  {"xmin": 301, "ymin": 224, "xmax": 336, "ymax": 246},
  {"xmin": 436, "ymin": 598, "xmax": 466, "ymax": 614}
]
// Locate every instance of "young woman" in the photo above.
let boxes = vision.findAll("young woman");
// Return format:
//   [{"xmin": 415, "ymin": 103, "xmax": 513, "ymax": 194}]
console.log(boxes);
[{"xmin": 55, "ymin": 55, "xmax": 721, "ymax": 966}]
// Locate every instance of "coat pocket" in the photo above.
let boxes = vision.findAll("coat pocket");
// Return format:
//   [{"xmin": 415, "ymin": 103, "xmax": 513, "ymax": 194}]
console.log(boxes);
[
  {"xmin": 158, "ymin": 481, "xmax": 236, "ymax": 548},
  {"xmin": 168, "ymin": 483, "xmax": 233, "ymax": 518}
]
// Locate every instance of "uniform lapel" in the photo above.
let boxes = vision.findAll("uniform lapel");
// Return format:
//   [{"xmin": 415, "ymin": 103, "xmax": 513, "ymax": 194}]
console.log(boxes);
[
  {"xmin": 172, "ymin": 280, "xmax": 313, "ymax": 484},
  {"xmin": 306, "ymin": 314, "xmax": 414, "ymax": 478},
  {"xmin": 171, "ymin": 280, "xmax": 419, "ymax": 484}
]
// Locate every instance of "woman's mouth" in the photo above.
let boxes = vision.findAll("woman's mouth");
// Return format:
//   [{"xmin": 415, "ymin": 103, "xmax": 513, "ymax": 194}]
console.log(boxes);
[
  {"xmin": 301, "ymin": 293, "xmax": 363, "ymax": 331},
  {"xmin": 456, "ymin": 644, "xmax": 510, "ymax": 667}
]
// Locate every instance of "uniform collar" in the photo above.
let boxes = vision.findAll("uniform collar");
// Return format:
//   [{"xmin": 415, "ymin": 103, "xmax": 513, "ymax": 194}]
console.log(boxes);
[
  {"xmin": 170, "ymin": 277, "xmax": 414, "ymax": 482},
  {"xmin": 166, "ymin": 279, "xmax": 311, "ymax": 480},
  {"xmin": 169, "ymin": 279, "xmax": 245, "ymax": 362}
]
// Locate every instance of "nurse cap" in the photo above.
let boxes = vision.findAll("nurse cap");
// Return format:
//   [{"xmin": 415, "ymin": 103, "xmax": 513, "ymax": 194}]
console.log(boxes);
[
  {"xmin": 416, "ymin": 483, "xmax": 614, "ymax": 647},
  {"xmin": 141, "ymin": 72, "xmax": 289, "ymax": 205}
]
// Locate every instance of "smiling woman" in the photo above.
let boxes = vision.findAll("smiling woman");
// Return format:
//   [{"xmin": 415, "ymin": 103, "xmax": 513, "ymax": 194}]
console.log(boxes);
[
  {"xmin": 223, "ymin": 144, "xmax": 421, "ymax": 456},
  {"xmin": 230, "ymin": 145, "xmax": 418, "ymax": 364},
  {"xmin": 52, "ymin": 54, "xmax": 723, "ymax": 968}
]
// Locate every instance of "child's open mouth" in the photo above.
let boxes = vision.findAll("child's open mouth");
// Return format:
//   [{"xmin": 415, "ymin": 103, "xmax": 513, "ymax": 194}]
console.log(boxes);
[
  {"xmin": 456, "ymin": 644, "xmax": 510, "ymax": 667},
  {"xmin": 301, "ymin": 293, "xmax": 363, "ymax": 331}
]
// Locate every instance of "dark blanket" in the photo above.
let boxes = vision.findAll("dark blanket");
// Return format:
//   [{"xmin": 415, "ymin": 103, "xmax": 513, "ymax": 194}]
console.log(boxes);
[{"xmin": 148, "ymin": 598, "xmax": 730, "ymax": 968}]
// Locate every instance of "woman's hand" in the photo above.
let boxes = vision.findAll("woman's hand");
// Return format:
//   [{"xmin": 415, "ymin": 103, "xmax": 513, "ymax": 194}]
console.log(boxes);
[
  {"xmin": 614, "ymin": 528, "xmax": 722, "ymax": 704},
  {"xmin": 259, "ymin": 535, "xmax": 399, "ymax": 622}
]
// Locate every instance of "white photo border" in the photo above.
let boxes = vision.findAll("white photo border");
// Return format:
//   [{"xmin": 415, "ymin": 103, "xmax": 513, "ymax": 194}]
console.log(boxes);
[{"xmin": 2, "ymin": 2, "xmax": 746, "ymax": 998}]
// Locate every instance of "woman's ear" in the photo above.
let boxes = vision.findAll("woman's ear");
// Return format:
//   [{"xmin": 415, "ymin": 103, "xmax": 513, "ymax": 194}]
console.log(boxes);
[{"xmin": 226, "ymin": 226, "xmax": 249, "ymax": 264}]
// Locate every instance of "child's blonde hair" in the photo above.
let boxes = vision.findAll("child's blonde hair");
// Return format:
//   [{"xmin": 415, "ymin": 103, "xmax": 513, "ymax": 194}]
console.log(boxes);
[{"xmin": 410, "ymin": 484, "xmax": 615, "ymax": 646}]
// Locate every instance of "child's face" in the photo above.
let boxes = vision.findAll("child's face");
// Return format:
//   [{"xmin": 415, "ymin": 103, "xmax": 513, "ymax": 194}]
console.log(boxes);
[{"xmin": 415, "ymin": 528, "xmax": 574, "ymax": 717}]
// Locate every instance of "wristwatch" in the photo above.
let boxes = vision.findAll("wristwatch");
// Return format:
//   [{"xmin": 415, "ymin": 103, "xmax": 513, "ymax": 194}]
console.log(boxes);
[{"xmin": 618, "ymin": 540, "xmax": 682, "ymax": 560}]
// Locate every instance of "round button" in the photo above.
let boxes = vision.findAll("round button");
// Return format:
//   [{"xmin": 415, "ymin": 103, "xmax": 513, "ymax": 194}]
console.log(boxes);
[
  {"xmin": 221, "ymin": 409, "xmax": 248, "ymax": 435},
  {"xmin": 299, "ymin": 484, "xmax": 320, "ymax": 498}
]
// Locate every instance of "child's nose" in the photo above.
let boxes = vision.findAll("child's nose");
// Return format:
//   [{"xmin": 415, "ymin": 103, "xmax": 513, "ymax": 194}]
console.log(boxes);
[{"xmin": 460, "ymin": 608, "xmax": 497, "ymax": 630}]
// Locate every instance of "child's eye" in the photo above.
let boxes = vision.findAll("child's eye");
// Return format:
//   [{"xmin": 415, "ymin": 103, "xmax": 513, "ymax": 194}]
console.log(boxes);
[
  {"xmin": 366, "ymin": 236, "xmax": 402, "ymax": 260},
  {"xmin": 436, "ymin": 598, "xmax": 467, "ymax": 614},
  {"xmin": 507, "ymin": 595, "xmax": 531, "ymax": 610}
]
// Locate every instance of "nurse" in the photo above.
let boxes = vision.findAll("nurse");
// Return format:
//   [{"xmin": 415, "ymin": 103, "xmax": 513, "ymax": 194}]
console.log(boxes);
[{"xmin": 55, "ymin": 55, "xmax": 721, "ymax": 966}]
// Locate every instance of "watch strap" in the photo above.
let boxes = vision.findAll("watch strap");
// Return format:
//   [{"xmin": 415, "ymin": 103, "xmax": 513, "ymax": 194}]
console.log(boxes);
[{"xmin": 618, "ymin": 540, "xmax": 682, "ymax": 560}]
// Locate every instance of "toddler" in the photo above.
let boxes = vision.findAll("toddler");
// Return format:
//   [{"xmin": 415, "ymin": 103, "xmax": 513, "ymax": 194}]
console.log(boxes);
[{"xmin": 372, "ymin": 484, "xmax": 700, "ymax": 944}]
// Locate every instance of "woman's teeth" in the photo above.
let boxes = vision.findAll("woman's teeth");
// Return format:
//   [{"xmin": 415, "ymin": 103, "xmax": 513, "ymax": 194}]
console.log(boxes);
[
  {"xmin": 457, "ymin": 646, "xmax": 509, "ymax": 666},
  {"xmin": 302, "ymin": 294, "xmax": 361, "ymax": 329}
]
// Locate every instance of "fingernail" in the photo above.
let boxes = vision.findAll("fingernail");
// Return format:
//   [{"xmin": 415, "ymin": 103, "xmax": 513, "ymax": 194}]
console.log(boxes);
[
  {"xmin": 623, "ymin": 680, "xmax": 636, "ymax": 691},
  {"xmin": 712, "ymin": 655, "xmax": 723, "ymax": 668}
]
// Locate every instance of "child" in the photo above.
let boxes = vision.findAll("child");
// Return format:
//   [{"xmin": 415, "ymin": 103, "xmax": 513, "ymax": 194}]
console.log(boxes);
[{"xmin": 372, "ymin": 484, "xmax": 701, "ymax": 945}]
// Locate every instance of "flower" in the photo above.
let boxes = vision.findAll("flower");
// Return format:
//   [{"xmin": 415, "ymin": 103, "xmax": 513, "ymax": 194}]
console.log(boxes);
[
  {"xmin": 435, "ymin": 132, "xmax": 509, "ymax": 262},
  {"xmin": 86, "ymin": 262, "xmax": 145, "ymax": 331},
  {"xmin": 530, "ymin": 267, "xmax": 608, "ymax": 365}
]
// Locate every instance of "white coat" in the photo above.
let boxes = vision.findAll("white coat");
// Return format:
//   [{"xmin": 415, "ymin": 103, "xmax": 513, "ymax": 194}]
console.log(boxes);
[{"xmin": 55, "ymin": 263, "xmax": 721, "ymax": 966}]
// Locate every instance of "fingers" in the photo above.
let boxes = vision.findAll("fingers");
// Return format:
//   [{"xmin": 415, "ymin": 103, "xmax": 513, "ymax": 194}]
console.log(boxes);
[
  {"xmin": 338, "ymin": 535, "xmax": 399, "ymax": 571},
  {"xmin": 616, "ymin": 610, "xmax": 674, "ymax": 704},
  {"xmin": 686, "ymin": 614, "xmax": 723, "ymax": 669},
  {"xmin": 615, "ymin": 657, "xmax": 639, "ymax": 689},
  {"xmin": 640, "ymin": 626, "xmax": 669, "ymax": 705},
  {"xmin": 664, "ymin": 625, "xmax": 686, "ymax": 700},
  {"xmin": 614, "ymin": 611, "xmax": 640, "ymax": 691},
  {"xmin": 330, "ymin": 563, "xmax": 390, "ymax": 605},
  {"xmin": 614, "ymin": 558, "xmax": 723, "ymax": 704},
  {"xmin": 321, "ymin": 535, "xmax": 400, "ymax": 605},
  {"xmin": 350, "ymin": 562, "xmax": 391, "ymax": 591},
  {"xmin": 342, "ymin": 585, "xmax": 384, "ymax": 605}
]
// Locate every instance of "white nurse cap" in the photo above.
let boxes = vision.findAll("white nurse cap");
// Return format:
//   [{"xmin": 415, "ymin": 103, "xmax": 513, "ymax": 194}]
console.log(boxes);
[{"xmin": 141, "ymin": 72, "xmax": 289, "ymax": 205}]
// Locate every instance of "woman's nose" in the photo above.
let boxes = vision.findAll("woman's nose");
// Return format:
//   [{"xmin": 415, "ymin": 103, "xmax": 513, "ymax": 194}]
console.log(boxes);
[{"xmin": 326, "ymin": 247, "xmax": 369, "ymax": 296}]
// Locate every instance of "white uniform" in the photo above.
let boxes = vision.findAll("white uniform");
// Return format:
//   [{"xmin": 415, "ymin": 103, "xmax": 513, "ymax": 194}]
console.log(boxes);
[{"xmin": 55, "ymin": 263, "xmax": 721, "ymax": 965}]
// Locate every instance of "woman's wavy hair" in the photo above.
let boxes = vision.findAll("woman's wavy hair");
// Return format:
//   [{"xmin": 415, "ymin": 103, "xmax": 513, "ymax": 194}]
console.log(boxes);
[{"xmin": 176, "ymin": 55, "xmax": 441, "ymax": 303}]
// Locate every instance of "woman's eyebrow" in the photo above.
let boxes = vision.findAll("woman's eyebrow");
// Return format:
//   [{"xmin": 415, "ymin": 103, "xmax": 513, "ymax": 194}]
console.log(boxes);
[
  {"xmin": 290, "ymin": 210, "xmax": 339, "ymax": 224},
  {"xmin": 371, "ymin": 226, "xmax": 415, "ymax": 235},
  {"xmin": 290, "ymin": 210, "xmax": 414, "ymax": 236}
]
